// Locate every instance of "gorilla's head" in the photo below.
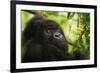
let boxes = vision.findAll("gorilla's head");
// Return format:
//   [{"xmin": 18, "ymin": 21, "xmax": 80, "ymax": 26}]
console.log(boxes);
[{"xmin": 23, "ymin": 15, "xmax": 68, "ymax": 49}]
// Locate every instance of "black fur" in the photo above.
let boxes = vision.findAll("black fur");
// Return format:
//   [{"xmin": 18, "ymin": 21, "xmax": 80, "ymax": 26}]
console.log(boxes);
[{"xmin": 22, "ymin": 15, "xmax": 73, "ymax": 62}]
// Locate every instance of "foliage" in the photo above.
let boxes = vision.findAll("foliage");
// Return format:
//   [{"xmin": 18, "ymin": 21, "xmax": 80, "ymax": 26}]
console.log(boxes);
[{"xmin": 21, "ymin": 10, "xmax": 90, "ymax": 59}]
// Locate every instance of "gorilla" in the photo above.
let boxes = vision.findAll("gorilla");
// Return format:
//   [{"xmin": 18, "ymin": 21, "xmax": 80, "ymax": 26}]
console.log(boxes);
[{"xmin": 21, "ymin": 15, "xmax": 74, "ymax": 63}]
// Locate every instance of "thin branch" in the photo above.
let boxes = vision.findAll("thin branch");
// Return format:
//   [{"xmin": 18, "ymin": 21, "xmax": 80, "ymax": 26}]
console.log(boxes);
[
  {"xmin": 22, "ymin": 10, "xmax": 43, "ymax": 15},
  {"xmin": 67, "ymin": 41, "xmax": 81, "ymax": 49}
]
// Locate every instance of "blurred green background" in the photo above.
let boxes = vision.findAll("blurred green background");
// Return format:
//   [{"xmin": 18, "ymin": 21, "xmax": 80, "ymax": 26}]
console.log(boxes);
[{"xmin": 21, "ymin": 10, "xmax": 90, "ymax": 59}]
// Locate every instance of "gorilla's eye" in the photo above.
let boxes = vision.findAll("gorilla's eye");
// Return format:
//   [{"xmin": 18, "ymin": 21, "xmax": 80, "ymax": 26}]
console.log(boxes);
[
  {"xmin": 47, "ymin": 30, "xmax": 51, "ymax": 33},
  {"xmin": 44, "ymin": 30, "xmax": 52, "ymax": 37},
  {"xmin": 53, "ymin": 32, "xmax": 63, "ymax": 39}
]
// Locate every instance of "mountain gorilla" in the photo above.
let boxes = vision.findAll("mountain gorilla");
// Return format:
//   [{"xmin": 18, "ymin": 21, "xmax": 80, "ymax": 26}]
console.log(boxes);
[{"xmin": 22, "ymin": 15, "xmax": 73, "ymax": 63}]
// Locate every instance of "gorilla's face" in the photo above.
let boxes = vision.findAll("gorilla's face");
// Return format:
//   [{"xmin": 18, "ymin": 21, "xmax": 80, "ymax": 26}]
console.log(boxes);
[
  {"xmin": 44, "ymin": 28, "xmax": 65, "ymax": 42},
  {"xmin": 23, "ymin": 15, "xmax": 68, "ymax": 50},
  {"xmin": 43, "ymin": 20, "xmax": 68, "ymax": 49}
]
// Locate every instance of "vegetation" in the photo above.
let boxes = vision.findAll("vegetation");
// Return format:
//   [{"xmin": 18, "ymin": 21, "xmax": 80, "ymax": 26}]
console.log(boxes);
[{"xmin": 21, "ymin": 10, "xmax": 90, "ymax": 59}]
